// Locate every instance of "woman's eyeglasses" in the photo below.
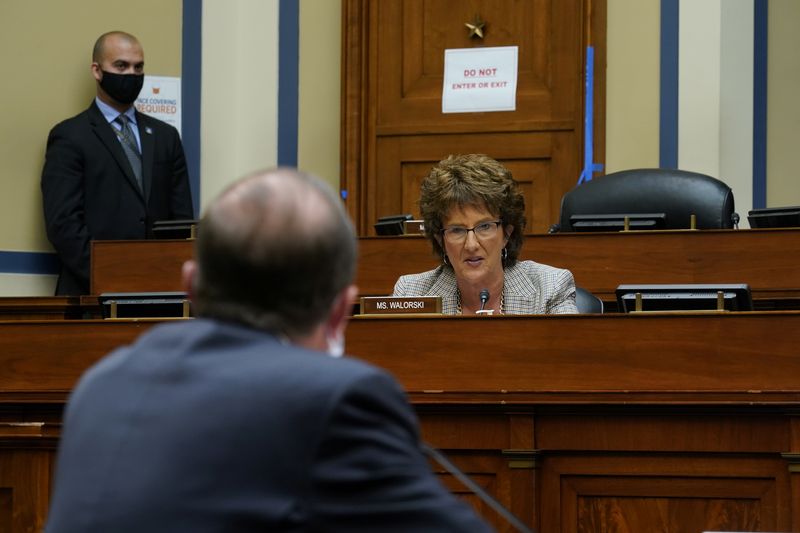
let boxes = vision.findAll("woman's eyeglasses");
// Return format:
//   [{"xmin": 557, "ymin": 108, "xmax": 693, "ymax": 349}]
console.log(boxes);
[{"xmin": 441, "ymin": 220, "xmax": 502, "ymax": 244}]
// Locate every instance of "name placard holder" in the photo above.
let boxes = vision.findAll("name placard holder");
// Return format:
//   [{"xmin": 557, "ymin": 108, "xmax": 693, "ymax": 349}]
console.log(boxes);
[
  {"xmin": 359, "ymin": 296, "xmax": 442, "ymax": 315},
  {"xmin": 631, "ymin": 291, "xmax": 729, "ymax": 314},
  {"xmin": 404, "ymin": 220, "xmax": 425, "ymax": 234}
]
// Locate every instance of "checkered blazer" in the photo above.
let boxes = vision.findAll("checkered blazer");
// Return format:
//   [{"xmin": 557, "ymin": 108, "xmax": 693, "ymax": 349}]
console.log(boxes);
[{"xmin": 392, "ymin": 261, "xmax": 578, "ymax": 315}]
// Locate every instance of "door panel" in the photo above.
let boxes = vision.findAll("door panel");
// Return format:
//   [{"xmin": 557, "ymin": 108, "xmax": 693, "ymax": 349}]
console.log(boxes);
[
  {"xmin": 377, "ymin": 0, "xmax": 579, "ymax": 127},
  {"xmin": 375, "ymin": 131, "xmax": 578, "ymax": 233},
  {"xmin": 342, "ymin": 0, "xmax": 605, "ymax": 234}
]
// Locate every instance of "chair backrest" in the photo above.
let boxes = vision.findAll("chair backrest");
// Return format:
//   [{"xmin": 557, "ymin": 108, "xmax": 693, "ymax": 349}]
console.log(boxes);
[
  {"xmin": 575, "ymin": 286, "xmax": 603, "ymax": 314},
  {"xmin": 557, "ymin": 168, "xmax": 736, "ymax": 231}
]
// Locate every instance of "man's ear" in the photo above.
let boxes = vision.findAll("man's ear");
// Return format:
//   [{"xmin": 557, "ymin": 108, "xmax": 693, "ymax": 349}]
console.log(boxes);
[
  {"xmin": 181, "ymin": 260, "xmax": 197, "ymax": 300},
  {"xmin": 327, "ymin": 284, "xmax": 359, "ymax": 338},
  {"xmin": 91, "ymin": 62, "xmax": 102, "ymax": 82}
]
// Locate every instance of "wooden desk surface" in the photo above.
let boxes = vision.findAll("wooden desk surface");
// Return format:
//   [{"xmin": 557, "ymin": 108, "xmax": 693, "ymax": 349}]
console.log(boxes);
[
  {"xmin": 4, "ymin": 312, "xmax": 800, "ymax": 405},
  {"xmin": 3, "ymin": 313, "xmax": 799, "ymax": 532},
  {"xmin": 91, "ymin": 239, "xmax": 192, "ymax": 295},
  {"xmin": 0, "ymin": 296, "xmax": 87, "ymax": 320},
  {"xmin": 346, "ymin": 312, "xmax": 800, "ymax": 404},
  {"xmin": 357, "ymin": 229, "xmax": 800, "ymax": 302},
  {"xmin": 91, "ymin": 229, "xmax": 800, "ymax": 308}
]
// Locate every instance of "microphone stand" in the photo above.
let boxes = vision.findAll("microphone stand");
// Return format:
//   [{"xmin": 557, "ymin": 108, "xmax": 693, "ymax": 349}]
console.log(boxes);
[{"xmin": 421, "ymin": 443, "xmax": 535, "ymax": 533}]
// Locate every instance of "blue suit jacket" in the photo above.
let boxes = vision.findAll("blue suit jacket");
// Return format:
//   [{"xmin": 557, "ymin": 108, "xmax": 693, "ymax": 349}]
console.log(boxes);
[
  {"xmin": 46, "ymin": 319, "xmax": 492, "ymax": 532},
  {"xmin": 41, "ymin": 101, "xmax": 194, "ymax": 295}
]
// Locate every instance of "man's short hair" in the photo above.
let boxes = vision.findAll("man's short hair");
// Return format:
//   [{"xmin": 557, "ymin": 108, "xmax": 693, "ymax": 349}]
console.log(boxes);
[
  {"xmin": 92, "ymin": 31, "xmax": 139, "ymax": 63},
  {"xmin": 192, "ymin": 168, "xmax": 357, "ymax": 337}
]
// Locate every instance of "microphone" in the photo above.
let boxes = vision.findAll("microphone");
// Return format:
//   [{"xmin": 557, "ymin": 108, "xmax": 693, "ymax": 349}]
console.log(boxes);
[
  {"xmin": 421, "ymin": 442, "xmax": 535, "ymax": 533},
  {"xmin": 479, "ymin": 289, "xmax": 490, "ymax": 311}
]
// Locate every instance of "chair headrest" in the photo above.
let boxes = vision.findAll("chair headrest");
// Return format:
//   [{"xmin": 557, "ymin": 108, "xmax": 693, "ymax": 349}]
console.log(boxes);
[{"xmin": 558, "ymin": 168, "xmax": 736, "ymax": 231}]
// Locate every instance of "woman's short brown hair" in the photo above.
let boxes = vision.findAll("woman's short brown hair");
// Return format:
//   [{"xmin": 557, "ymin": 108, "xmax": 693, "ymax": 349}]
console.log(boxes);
[{"xmin": 419, "ymin": 154, "xmax": 526, "ymax": 267}]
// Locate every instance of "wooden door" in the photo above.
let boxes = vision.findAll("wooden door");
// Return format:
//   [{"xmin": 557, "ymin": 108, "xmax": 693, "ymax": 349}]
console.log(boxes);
[{"xmin": 342, "ymin": 0, "xmax": 606, "ymax": 235}]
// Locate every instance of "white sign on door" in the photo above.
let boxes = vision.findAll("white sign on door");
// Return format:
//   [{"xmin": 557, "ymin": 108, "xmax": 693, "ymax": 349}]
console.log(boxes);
[{"xmin": 442, "ymin": 46, "xmax": 518, "ymax": 114}]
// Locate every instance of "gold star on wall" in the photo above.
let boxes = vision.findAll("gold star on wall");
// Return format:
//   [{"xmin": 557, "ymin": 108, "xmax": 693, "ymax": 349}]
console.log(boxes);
[{"xmin": 465, "ymin": 15, "xmax": 486, "ymax": 39}]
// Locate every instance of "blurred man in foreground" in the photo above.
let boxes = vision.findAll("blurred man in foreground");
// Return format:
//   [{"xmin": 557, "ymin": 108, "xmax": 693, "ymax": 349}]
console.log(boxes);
[{"xmin": 46, "ymin": 168, "xmax": 491, "ymax": 532}]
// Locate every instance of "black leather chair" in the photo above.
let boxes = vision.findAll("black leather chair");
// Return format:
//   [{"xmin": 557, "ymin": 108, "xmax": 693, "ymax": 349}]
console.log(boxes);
[
  {"xmin": 556, "ymin": 168, "xmax": 738, "ymax": 232},
  {"xmin": 575, "ymin": 286, "xmax": 603, "ymax": 314}
]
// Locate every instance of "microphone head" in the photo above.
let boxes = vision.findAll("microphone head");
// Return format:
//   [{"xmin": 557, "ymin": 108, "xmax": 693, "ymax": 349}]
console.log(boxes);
[{"xmin": 479, "ymin": 289, "xmax": 490, "ymax": 303}]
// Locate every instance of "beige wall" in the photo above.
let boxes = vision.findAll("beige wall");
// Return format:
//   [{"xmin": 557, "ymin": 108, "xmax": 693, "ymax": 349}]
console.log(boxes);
[
  {"xmin": 767, "ymin": 0, "xmax": 800, "ymax": 207},
  {"xmin": 605, "ymin": 0, "xmax": 661, "ymax": 172},
  {"xmin": 200, "ymin": 0, "xmax": 279, "ymax": 214},
  {"xmin": 607, "ymin": 0, "xmax": 798, "ymax": 219},
  {"xmin": 678, "ymin": 0, "xmax": 722, "ymax": 177},
  {"xmin": 718, "ymin": 0, "xmax": 754, "ymax": 214},
  {"xmin": 200, "ymin": 0, "xmax": 342, "ymax": 211},
  {"xmin": 0, "ymin": 0, "xmax": 182, "ymax": 295},
  {"xmin": 678, "ymin": 0, "xmax": 755, "ymax": 218},
  {"xmin": 3, "ymin": 1, "xmax": 799, "ymax": 294},
  {"xmin": 298, "ymin": 0, "xmax": 342, "ymax": 192},
  {"xmin": 0, "ymin": 0, "xmax": 182, "ymax": 253}
]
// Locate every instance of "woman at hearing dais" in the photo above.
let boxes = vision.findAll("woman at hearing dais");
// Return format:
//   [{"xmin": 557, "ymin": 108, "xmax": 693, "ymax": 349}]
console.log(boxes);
[{"xmin": 392, "ymin": 154, "xmax": 578, "ymax": 315}]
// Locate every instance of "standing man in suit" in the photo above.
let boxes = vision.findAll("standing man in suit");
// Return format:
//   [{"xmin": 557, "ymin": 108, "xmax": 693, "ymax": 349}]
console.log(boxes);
[
  {"xmin": 45, "ymin": 168, "xmax": 493, "ymax": 532},
  {"xmin": 41, "ymin": 31, "xmax": 194, "ymax": 295}
]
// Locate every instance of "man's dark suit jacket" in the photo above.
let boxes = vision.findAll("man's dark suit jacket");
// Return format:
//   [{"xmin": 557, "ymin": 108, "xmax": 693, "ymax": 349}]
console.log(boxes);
[
  {"xmin": 41, "ymin": 101, "xmax": 194, "ymax": 295},
  {"xmin": 45, "ymin": 319, "xmax": 492, "ymax": 532}
]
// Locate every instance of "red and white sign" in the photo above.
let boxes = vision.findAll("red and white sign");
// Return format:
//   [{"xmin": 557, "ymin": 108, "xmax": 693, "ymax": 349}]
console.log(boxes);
[
  {"xmin": 135, "ymin": 76, "xmax": 182, "ymax": 136},
  {"xmin": 442, "ymin": 46, "xmax": 518, "ymax": 113}
]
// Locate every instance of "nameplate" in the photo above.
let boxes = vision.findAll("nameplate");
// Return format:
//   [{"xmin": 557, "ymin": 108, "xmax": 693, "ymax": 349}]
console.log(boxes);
[{"xmin": 359, "ymin": 296, "xmax": 442, "ymax": 315}]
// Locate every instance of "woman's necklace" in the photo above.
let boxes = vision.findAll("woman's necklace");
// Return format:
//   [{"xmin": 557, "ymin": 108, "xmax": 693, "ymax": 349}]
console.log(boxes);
[{"xmin": 457, "ymin": 289, "xmax": 504, "ymax": 315}]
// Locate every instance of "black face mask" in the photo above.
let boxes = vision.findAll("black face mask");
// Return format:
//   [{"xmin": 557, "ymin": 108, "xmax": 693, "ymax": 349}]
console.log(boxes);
[{"xmin": 99, "ymin": 71, "xmax": 144, "ymax": 104}]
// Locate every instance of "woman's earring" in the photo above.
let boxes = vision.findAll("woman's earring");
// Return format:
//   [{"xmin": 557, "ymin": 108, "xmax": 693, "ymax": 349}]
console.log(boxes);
[
  {"xmin": 502, "ymin": 248, "xmax": 508, "ymax": 262},
  {"xmin": 443, "ymin": 254, "xmax": 450, "ymax": 266}
]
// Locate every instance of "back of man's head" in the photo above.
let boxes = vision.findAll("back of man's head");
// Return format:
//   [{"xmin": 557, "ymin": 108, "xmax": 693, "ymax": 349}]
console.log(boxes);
[{"xmin": 191, "ymin": 168, "xmax": 357, "ymax": 338}]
